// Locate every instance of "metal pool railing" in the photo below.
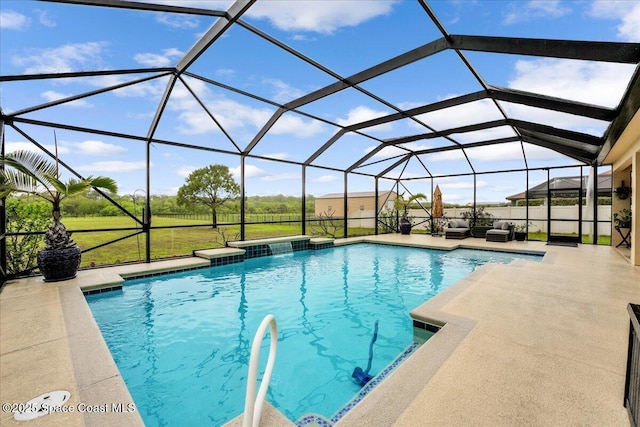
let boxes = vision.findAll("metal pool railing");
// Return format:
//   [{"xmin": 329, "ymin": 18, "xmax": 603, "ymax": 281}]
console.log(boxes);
[
  {"xmin": 243, "ymin": 314, "xmax": 278, "ymax": 427},
  {"xmin": 625, "ymin": 303, "xmax": 640, "ymax": 426}
]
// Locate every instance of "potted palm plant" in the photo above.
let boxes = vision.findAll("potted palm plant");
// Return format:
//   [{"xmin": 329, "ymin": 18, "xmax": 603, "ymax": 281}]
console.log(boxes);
[
  {"xmin": 0, "ymin": 150, "xmax": 118, "ymax": 281},
  {"xmin": 396, "ymin": 192, "xmax": 427, "ymax": 235}
]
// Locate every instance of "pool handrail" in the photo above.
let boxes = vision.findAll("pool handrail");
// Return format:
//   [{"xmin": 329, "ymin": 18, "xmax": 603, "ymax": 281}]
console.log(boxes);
[{"xmin": 243, "ymin": 314, "xmax": 278, "ymax": 427}]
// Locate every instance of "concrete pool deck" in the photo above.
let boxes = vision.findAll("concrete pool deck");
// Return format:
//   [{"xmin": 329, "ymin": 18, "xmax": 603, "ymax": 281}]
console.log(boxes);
[{"xmin": 1, "ymin": 235, "xmax": 638, "ymax": 426}]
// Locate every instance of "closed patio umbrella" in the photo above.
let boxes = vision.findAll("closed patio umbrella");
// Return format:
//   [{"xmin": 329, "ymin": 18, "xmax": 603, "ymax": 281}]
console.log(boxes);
[
  {"xmin": 432, "ymin": 185, "xmax": 443, "ymax": 236},
  {"xmin": 433, "ymin": 185, "xmax": 443, "ymax": 218}
]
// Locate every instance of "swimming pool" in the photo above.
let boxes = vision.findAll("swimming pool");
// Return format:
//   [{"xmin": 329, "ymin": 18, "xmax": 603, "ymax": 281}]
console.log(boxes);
[{"xmin": 86, "ymin": 244, "xmax": 541, "ymax": 426}]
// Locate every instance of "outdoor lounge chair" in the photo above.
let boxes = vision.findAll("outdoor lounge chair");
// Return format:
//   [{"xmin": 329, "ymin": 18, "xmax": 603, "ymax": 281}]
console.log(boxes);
[
  {"xmin": 485, "ymin": 220, "xmax": 514, "ymax": 242},
  {"xmin": 445, "ymin": 219, "xmax": 470, "ymax": 239}
]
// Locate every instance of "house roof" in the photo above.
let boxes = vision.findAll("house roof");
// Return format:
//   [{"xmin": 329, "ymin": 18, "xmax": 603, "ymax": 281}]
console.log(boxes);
[{"xmin": 506, "ymin": 174, "xmax": 613, "ymax": 200}]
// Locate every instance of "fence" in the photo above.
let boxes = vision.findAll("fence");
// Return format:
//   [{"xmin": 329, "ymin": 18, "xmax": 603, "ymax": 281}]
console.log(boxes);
[
  {"xmin": 131, "ymin": 206, "xmax": 614, "ymax": 236},
  {"xmin": 116, "ymin": 205, "xmax": 614, "ymax": 236},
  {"xmin": 346, "ymin": 205, "xmax": 613, "ymax": 236},
  {"xmin": 154, "ymin": 213, "xmax": 304, "ymax": 223}
]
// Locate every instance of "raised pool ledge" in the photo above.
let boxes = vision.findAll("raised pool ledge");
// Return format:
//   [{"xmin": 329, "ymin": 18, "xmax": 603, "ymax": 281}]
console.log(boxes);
[
  {"xmin": 194, "ymin": 247, "xmax": 246, "ymax": 266},
  {"xmin": 227, "ymin": 235, "xmax": 311, "ymax": 247},
  {"xmin": 227, "ymin": 235, "xmax": 311, "ymax": 259}
]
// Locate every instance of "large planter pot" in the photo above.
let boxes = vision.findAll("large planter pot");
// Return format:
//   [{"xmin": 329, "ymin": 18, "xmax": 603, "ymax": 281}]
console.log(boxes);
[
  {"xmin": 399, "ymin": 222, "xmax": 412, "ymax": 235},
  {"xmin": 514, "ymin": 232, "xmax": 527, "ymax": 242},
  {"xmin": 37, "ymin": 246, "xmax": 82, "ymax": 282}
]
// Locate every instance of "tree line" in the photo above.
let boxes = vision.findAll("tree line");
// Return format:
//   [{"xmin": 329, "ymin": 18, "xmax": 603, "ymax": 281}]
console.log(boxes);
[{"xmin": 9, "ymin": 192, "xmax": 317, "ymax": 218}]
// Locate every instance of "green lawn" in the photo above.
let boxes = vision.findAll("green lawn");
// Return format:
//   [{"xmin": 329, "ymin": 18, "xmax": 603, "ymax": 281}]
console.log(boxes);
[
  {"xmin": 14, "ymin": 217, "xmax": 613, "ymax": 270},
  {"xmin": 62, "ymin": 216, "xmax": 375, "ymax": 267},
  {"xmin": 527, "ymin": 232, "xmax": 611, "ymax": 245}
]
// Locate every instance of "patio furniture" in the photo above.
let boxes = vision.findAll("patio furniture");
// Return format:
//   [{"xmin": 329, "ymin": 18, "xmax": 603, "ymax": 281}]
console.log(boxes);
[
  {"xmin": 470, "ymin": 225, "xmax": 492, "ymax": 238},
  {"xmin": 616, "ymin": 225, "xmax": 631, "ymax": 248},
  {"xmin": 485, "ymin": 221, "xmax": 514, "ymax": 243},
  {"xmin": 445, "ymin": 219, "xmax": 470, "ymax": 239}
]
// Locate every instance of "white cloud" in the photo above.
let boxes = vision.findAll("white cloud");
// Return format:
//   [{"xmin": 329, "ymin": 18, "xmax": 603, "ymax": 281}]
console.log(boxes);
[
  {"xmin": 261, "ymin": 173, "xmax": 300, "ymax": 182},
  {"xmin": 0, "ymin": 10, "xmax": 30, "ymax": 30},
  {"xmin": 292, "ymin": 34, "xmax": 316, "ymax": 42},
  {"xmin": 263, "ymin": 78, "xmax": 306, "ymax": 104},
  {"xmin": 74, "ymin": 140, "xmax": 126, "ymax": 156},
  {"xmin": 76, "ymin": 161, "xmax": 146, "ymax": 172},
  {"xmin": 105, "ymin": 75, "xmax": 166, "ymax": 98},
  {"xmin": 508, "ymin": 58, "xmax": 636, "ymax": 108},
  {"xmin": 503, "ymin": 0, "xmax": 571, "ymax": 25},
  {"xmin": 523, "ymin": 143, "xmax": 572, "ymax": 160},
  {"xmin": 441, "ymin": 180, "xmax": 487, "ymax": 190},
  {"xmin": 216, "ymin": 68, "xmax": 236, "ymax": 78},
  {"xmin": 155, "ymin": 13, "xmax": 200, "ymax": 29},
  {"xmin": 337, "ymin": 106, "xmax": 393, "ymax": 133},
  {"xmin": 270, "ymin": 114, "xmax": 326, "ymax": 137},
  {"xmin": 260, "ymin": 152, "xmax": 289, "ymax": 160},
  {"xmin": 412, "ymin": 99, "xmax": 503, "ymax": 131},
  {"xmin": 12, "ymin": 42, "xmax": 108, "ymax": 74},
  {"xmin": 449, "ymin": 126, "xmax": 518, "ymax": 144},
  {"xmin": 135, "ymin": 0, "xmax": 398, "ymax": 34},
  {"xmin": 428, "ymin": 149, "xmax": 467, "ymax": 162},
  {"xmin": 500, "ymin": 102, "xmax": 608, "ymax": 135},
  {"xmin": 364, "ymin": 144, "xmax": 409, "ymax": 159},
  {"xmin": 382, "ymin": 170, "xmax": 422, "ymax": 180},
  {"xmin": 230, "ymin": 164, "xmax": 267, "ymax": 178},
  {"xmin": 5, "ymin": 142, "xmax": 70, "ymax": 155},
  {"xmin": 134, "ymin": 48, "xmax": 183, "ymax": 67},
  {"xmin": 247, "ymin": 0, "xmax": 399, "ymax": 34},
  {"xmin": 364, "ymin": 141, "xmax": 433, "ymax": 159},
  {"xmin": 588, "ymin": 1, "xmax": 640, "ymax": 42},
  {"xmin": 229, "ymin": 164, "xmax": 298, "ymax": 181},
  {"xmin": 427, "ymin": 141, "xmax": 570, "ymax": 164},
  {"xmin": 169, "ymin": 78, "xmax": 280, "ymax": 135},
  {"xmin": 41, "ymin": 90, "xmax": 93, "ymax": 108},
  {"xmin": 465, "ymin": 142, "xmax": 524, "ymax": 162},
  {"xmin": 177, "ymin": 165, "xmax": 197, "ymax": 178},
  {"xmin": 36, "ymin": 9, "xmax": 55, "ymax": 27},
  {"xmin": 313, "ymin": 175, "xmax": 338, "ymax": 183}
]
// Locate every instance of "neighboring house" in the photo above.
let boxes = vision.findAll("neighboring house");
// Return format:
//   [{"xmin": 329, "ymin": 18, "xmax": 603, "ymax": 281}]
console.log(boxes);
[
  {"xmin": 506, "ymin": 172, "xmax": 612, "ymax": 206},
  {"xmin": 315, "ymin": 191, "xmax": 398, "ymax": 217}
]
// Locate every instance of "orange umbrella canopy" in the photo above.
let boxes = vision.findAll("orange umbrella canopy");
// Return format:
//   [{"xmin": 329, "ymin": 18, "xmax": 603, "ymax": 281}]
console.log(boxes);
[{"xmin": 433, "ymin": 185, "xmax": 443, "ymax": 218}]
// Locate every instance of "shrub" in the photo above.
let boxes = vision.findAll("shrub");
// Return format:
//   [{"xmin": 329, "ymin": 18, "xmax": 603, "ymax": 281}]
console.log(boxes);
[
  {"xmin": 460, "ymin": 206, "xmax": 494, "ymax": 227},
  {"xmin": 5, "ymin": 198, "xmax": 49, "ymax": 276}
]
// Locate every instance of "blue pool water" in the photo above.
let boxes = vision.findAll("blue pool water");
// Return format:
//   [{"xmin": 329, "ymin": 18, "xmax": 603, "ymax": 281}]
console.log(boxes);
[{"xmin": 86, "ymin": 244, "xmax": 541, "ymax": 426}]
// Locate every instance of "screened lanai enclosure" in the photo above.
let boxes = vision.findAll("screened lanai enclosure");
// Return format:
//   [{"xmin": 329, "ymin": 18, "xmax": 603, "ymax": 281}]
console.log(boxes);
[{"xmin": 1, "ymin": 0, "xmax": 639, "ymax": 278}]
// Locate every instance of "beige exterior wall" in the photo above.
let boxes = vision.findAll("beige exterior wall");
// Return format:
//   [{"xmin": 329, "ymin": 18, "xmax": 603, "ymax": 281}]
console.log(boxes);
[
  {"xmin": 604, "ymin": 108, "xmax": 640, "ymax": 265},
  {"xmin": 315, "ymin": 193, "xmax": 396, "ymax": 217}
]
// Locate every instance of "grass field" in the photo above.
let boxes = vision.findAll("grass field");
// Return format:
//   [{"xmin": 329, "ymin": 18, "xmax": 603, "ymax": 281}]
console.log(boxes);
[
  {"xmin": 527, "ymin": 232, "xmax": 611, "ymax": 245},
  {"xmin": 62, "ymin": 216, "xmax": 374, "ymax": 267},
  {"xmin": 10, "ymin": 216, "xmax": 613, "ymax": 271}
]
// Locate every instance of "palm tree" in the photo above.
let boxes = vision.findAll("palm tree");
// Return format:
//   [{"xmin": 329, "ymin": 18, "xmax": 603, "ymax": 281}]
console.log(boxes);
[
  {"xmin": 395, "ymin": 192, "xmax": 427, "ymax": 234},
  {"xmin": 396, "ymin": 192, "xmax": 428, "ymax": 223},
  {"xmin": 0, "ymin": 149, "xmax": 118, "ymax": 251}
]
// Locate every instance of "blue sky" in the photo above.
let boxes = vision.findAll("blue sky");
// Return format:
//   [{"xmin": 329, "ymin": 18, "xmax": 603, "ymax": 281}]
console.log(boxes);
[{"xmin": 1, "ymin": 0, "xmax": 639, "ymax": 204}]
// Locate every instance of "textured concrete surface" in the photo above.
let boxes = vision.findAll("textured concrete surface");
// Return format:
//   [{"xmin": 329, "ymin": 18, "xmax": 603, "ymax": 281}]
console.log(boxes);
[{"xmin": 1, "ymin": 237, "xmax": 638, "ymax": 426}]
